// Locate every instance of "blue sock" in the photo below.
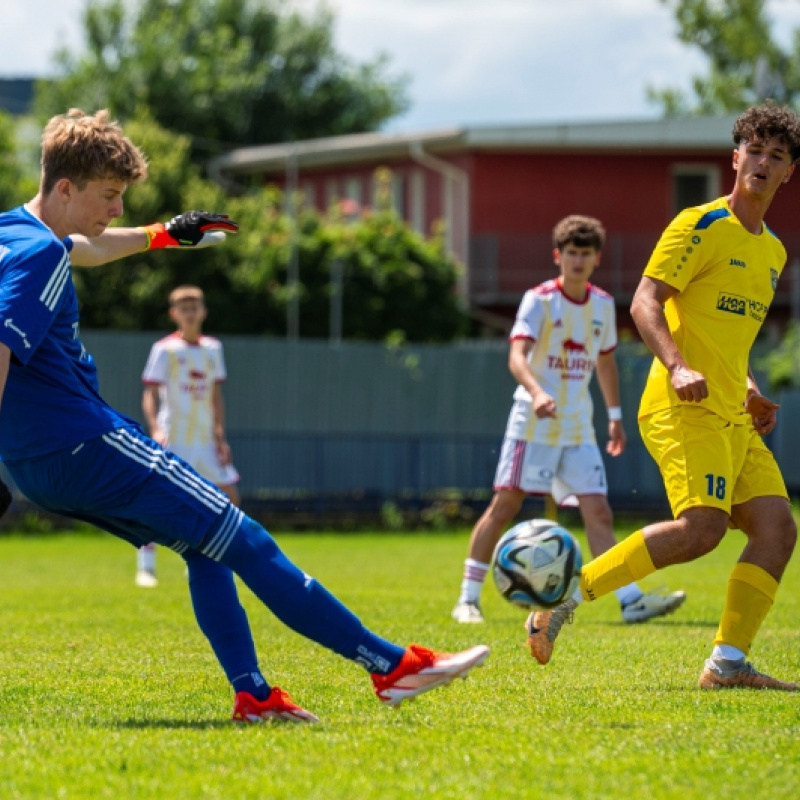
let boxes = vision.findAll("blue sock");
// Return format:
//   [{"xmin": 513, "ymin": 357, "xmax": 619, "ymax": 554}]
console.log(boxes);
[
  {"xmin": 185, "ymin": 551, "xmax": 269, "ymax": 700},
  {"xmin": 216, "ymin": 517, "xmax": 405, "ymax": 674}
]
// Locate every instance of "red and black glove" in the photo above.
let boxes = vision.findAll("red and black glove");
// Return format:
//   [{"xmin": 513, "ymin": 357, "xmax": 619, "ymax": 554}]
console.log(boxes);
[{"xmin": 140, "ymin": 211, "xmax": 239, "ymax": 249}]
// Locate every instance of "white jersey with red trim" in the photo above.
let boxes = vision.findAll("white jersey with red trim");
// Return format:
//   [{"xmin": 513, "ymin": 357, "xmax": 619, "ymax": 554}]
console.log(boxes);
[
  {"xmin": 142, "ymin": 333, "xmax": 227, "ymax": 448},
  {"xmin": 506, "ymin": 277, "xmax": 617, "ymax": 445}
]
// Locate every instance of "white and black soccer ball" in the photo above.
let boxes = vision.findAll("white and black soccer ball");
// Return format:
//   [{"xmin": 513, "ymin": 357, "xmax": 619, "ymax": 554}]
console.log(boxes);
[{"xmin": 491, "ymin": 519, "xmax": 582, "ymax": 610}]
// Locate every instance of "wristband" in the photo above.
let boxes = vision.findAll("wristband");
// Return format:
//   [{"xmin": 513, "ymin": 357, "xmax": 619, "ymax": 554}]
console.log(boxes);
[
  {"xmin": 138, "ymin": 222, "xmax": 174, "ymax": 251},
  {"xmin": 608, "ymin": 406, "xmax": 623, "ymax": 422}
]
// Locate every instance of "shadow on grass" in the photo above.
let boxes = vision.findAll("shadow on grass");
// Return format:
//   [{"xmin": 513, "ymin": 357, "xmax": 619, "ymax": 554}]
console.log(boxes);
[
  {"xmin": 611, "ymin": 619, "xmax": 719, "ymax": 629},
  {"xmin": 113, "ymin": 719, "xmax": 242, "ymax": 730},
  {"xmin": 583, "ymin": 618, "xmax": 719, "ymax": 628}
]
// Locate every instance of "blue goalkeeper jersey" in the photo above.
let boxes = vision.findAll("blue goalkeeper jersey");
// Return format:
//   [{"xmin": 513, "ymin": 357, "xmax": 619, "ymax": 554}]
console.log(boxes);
[{"xmin": 0, "ymin": 205, "xmax": 135, "ymax": 460}]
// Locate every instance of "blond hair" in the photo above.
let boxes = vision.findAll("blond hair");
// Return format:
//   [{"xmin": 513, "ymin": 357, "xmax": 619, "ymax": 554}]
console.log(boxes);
[
  {"xmin": 40, "ymin": 109, "xmax": 148, "ymax": 194},
  {"xmin": 169, "ymin": 285, "xmax": 205, "ymax": 306}
]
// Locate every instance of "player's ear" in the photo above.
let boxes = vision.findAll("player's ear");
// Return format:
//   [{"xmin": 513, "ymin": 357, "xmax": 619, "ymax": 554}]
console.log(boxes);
[
  {"xmin": 552, "ymin": 248, "xmax": 562, "ymax": 266},
  {"xmin": 53, "ymin": 177, "xmax": 73, "ymax": 203}
]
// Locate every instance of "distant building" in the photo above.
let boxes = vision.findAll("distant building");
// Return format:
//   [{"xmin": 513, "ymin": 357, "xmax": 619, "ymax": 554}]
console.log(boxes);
[
  {"xmin": 0, "ymin": 78, "xmax": 35, "ymax": 116},
  {"xmin": 211, "ymin": 116, "xmax": 800, "ymax": 335}
]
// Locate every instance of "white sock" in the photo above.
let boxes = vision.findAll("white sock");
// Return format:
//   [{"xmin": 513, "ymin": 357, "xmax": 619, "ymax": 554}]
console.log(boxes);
[
  {"xmin": 458, "ymin": 559, "xmax": 490, "ymax": 604},
  {"xmin": 570, "ymin": 586, "xmax": 584, "ymax": 606},
  {"xmin": 138, "ymin": 544, "xmax": 156, "ymax": 573},
  {"xmin": 615, "ymin": 583, "xmax": 644, "ymax": 607},
  {"xmin": 712, "ymin": 644, "xmax": 745, "ymax": 662}
]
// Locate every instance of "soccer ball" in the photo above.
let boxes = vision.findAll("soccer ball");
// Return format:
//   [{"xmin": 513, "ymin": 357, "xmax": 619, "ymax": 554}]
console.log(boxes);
[{"xmin": 491, "ymin": 519, "xmax": 582, "ymax": 610}]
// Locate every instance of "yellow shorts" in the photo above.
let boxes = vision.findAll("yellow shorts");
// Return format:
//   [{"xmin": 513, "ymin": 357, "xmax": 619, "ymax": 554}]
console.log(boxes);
[{"xmin": 639, "ymin": 404, "xmax": 788, "ymax": 519}]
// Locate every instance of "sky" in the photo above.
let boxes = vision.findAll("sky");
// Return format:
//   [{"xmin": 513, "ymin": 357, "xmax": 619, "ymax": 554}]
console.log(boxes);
[{"xmin": 3, "ymin": 0, "xmax": 800, "ymax": 133}]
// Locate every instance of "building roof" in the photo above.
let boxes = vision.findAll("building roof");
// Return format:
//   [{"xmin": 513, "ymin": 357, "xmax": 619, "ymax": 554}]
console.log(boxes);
[{"xmin": 210, "ymin": 114, "xmax": 741, "ymax": 177}]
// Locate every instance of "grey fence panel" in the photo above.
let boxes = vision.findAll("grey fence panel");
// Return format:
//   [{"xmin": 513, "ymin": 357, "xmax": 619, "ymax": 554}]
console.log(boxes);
[{"xmin": 48, "ymin": 332, "xmax": 769, "ymax": 516}]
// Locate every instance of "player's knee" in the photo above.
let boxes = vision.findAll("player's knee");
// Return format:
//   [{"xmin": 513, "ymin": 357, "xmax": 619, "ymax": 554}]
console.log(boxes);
[
  {"xmin": 233, "ymin": 516, "xmax": 280, "ymax": 556},
  {"xmin": 678, "ymin": 514, "xmax": 726, "ymax": 558},
  {"xmin": 773, "ymin": 515, "xmax": 797, "ymax": 561}
]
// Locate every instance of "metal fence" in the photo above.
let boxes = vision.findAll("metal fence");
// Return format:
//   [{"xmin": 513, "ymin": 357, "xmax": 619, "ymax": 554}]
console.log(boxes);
[{"xmin": 6, "ymin": 333, "xmax": 798, "ymax": 521}]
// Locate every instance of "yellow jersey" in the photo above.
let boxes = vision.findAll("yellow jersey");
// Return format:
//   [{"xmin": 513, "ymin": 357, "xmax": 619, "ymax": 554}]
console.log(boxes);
[{"xmin": 638, "ymin": 196, "xmax": 785, "ymax": 424}]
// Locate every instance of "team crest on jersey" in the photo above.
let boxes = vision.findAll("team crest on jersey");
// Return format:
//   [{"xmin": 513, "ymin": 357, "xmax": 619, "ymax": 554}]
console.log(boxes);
[{"xmin": 771, "ymin": 269, "xmax": 778, "ymax": 291}]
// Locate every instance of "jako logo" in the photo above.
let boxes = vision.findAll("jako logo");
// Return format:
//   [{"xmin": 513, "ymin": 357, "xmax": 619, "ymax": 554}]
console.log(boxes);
[
  {"xmin": 730, "ymin": 258, "xmax": 746, "ymax": 268},
  {"xmin": 562, "ymin": 338, "xmax": 588, "ymax": 354}
]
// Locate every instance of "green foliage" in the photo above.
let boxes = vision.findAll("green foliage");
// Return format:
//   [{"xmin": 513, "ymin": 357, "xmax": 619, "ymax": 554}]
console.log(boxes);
[
  {"xmin": 650, "ymin": 0, "xmax": 800, "ymax": 114},
  {"xmin": 757, "ymin": 320, "xmax": 800, "ymax": 390},
  {"xmin": 1, "ymin": 530, "xmax": 800, "ymax": 798},
  {"xmin": 0, "ymin": 112, "xmax": 37, "ymax": 210},
  {"xmin": 73, "ymin": 114, "xmax": 467, "ymax": 341},
  {"xmin": 34, "ymin": 0, "xmax": 409, "ymax": 160}
]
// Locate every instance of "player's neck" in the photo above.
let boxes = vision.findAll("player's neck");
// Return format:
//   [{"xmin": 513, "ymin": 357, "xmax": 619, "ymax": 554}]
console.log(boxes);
[
  {"xmin": 178, "ymin": 329, "xmax": 202, "ymax": 344},
  {"xmin": 559, "ymin": 276, "xmax": 588, "ymax": 302},
  {"xmin": 26, "ymin": 194, "xmax": 66, "ymax": 239},
  {"xmin": 726, "ymin": 189, "xmax": 771, "ymax": 235}
]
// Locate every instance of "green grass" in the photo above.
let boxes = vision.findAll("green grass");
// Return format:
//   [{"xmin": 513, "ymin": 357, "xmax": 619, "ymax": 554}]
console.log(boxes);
[{"xmin": 1, "ymin": 526, "xmax": 799, "ymax": 799}]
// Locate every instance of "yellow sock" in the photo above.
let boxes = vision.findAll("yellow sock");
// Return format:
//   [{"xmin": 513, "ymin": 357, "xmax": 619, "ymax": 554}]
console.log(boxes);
[
  {"xmin": 713, "ymin": 562, "xmax": 778, "ymax": 656},
  {"xmin": 579, "ymin": 530, "xmax": 656, "ymax": 602}
]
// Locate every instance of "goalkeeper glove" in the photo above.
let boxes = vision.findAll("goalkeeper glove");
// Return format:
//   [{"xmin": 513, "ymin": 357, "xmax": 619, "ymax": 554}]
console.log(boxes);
[{"xmin": 139, "ymin": 211, "xmax": 239, "ymax": 250}]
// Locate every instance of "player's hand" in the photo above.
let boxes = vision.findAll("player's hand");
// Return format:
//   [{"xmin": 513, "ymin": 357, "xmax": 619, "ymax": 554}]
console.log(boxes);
[
  {"xmin": 216, "ymin": 440, "xmax": 233, "ymax": 467},
  {"xmin": 0, "ymin": 477, "xmax": 11, "ymax": 519},
  {"xmin": 669, "ymin": 364, "xmax": 708, "ymax": 402},
  {"xmin": 140, "ymin": 211, "xmax": 239, "ymax": 250},
  {"xmin": 532, "ymin": 390, "xmax": 557, "ymax": 419},
  {"xmin": 746, "ymin": 393, "xmax": 779, "ymax": 436},
  {"xmin": 606, "ymin": 420, "xmax": 626, "ymax": 457}
]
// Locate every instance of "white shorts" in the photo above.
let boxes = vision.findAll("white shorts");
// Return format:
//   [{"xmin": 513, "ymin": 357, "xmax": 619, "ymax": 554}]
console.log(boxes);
[
  {"xmin": 493, "ymin": 440, "xmax": 607, "ymax": 507},
  {"xmin": 167, "ymin": 440, "xmax": 240, "ymax": 488}
]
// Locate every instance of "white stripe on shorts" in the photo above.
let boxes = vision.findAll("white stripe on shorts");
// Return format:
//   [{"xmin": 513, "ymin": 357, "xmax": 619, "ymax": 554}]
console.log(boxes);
[
  {"xmin": 102, "ymin": 429, "xmax": 227, "ymax": 513},
  {"xmin": 201, "ymin": 505, "xmax": 245, "ymax": 561}
]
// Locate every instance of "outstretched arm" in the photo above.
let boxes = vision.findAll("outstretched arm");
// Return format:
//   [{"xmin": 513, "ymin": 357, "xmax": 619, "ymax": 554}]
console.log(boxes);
[
  {"xmin": 70, "ymin": 211, "xmax": 238, "ymax": 267},
  {"xmin": 70, "ymin": 227, "xmax": 149, "ymax": 267}
]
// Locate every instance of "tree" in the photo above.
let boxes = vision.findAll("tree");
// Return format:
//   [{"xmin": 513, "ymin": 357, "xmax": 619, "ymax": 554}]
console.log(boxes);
[
  {"xmin": 73, "ymin": 114, "xmax": 467, "ymax": 341},
  {"xmin": 649, "ymin": 0, "xmax": 800, "ymax": 115},
  {"xmin": 35, "ymin": 0, "xmax": 409, "ymax": 161},
  {"xmin": 0, "ymin": 113, "xmax": 37, "ymax": 210}
]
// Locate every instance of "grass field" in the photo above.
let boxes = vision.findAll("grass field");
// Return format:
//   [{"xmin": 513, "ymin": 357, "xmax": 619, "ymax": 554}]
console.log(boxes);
[{"xmin": 1, "ymin": 525, "xmax": 799, "ymax": 799}]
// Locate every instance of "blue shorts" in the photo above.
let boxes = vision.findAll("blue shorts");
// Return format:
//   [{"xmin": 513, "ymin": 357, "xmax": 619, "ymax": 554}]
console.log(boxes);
[{"xmin": 5, "ymin": 426, "xmax": 244, "ymax": 559}]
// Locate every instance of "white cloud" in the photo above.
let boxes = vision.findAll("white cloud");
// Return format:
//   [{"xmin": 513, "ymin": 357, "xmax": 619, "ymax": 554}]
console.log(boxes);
[{"xmin": 3, "ymin": 0, "xmax": 800, "ymax": 132}]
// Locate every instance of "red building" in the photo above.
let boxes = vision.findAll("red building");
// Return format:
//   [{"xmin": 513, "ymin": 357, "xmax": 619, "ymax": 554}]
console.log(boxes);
[{"xmin": 210, "ymin": 115, "xmax": 800, "ymax": 335}]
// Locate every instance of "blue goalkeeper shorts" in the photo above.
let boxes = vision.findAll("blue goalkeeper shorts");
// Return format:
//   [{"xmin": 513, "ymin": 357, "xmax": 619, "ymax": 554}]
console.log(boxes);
[{"xmin": 4, "ymin": 425, "xmax": 244, "ymax": 559}]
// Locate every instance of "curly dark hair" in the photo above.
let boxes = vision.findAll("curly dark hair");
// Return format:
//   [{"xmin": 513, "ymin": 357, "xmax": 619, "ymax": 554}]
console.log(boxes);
[
  {"xmin": 552, "ymin": 215, "xmax": 606, "ymax": 251},
  {"xmin": 732, "ymin": 101, "xmax": 800, "ymax": 161}
]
